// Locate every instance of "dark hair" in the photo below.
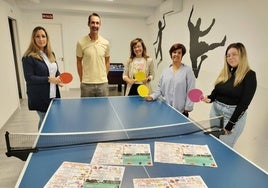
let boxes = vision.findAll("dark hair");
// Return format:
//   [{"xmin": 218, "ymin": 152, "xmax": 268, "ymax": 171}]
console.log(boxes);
[
  {"xmin": 88, "ymin": 12, "xmax": 100, "ymax": 24},
  {"xmin": 169, "ymin": 43, "xmax": 186, "ymax": 57}
]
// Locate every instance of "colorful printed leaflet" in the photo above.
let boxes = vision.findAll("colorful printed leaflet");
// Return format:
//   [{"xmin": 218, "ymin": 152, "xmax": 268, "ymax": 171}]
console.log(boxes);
[
  {"xmin": 91, "ymin": 143, "xmax": 153, "ymax": 166},
  {"xmin": 154, "ymin": 142, "xmax": 217, "ymax": 167},
  {"xmin": 44, "ymin": 161, "xmax": 125, "ymax": 188},
  {"xmin": 133, "ymin": 175, "xmax": 208, "ymax": 188}
]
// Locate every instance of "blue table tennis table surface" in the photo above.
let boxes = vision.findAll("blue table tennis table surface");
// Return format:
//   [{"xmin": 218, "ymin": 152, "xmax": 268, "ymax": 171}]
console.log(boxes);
[{"xmin": 16, "ymin": 96, "xmax": 268, "ymax": 187}]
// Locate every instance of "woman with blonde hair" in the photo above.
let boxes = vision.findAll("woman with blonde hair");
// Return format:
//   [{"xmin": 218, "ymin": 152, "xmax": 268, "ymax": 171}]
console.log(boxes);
[
  {"xmin": 202, "ymin": 42, "xmax": 257, "ymax": 147},
  {"xmin": 123, "ymin": 38, "xmax": 154, "ymax": 96},
  {"xmin": 22, "ymin": 26, "xmax": 62, "ymax": 130}
]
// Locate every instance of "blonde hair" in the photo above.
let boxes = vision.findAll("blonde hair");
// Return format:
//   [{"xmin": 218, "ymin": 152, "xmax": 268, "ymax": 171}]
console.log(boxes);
[
  {"xmin": 215, "ymin": 42, "xmax": 250, "ymax": 87},
  {"xmin": 23, "ymin": 26, "xmax": 55, "ymax": 62}
]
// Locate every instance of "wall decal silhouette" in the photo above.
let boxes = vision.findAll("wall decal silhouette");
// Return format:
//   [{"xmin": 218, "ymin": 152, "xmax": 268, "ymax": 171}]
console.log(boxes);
[
  {"xmin": 188, "ymin": 5, "xmax": 226, "ymax": 78},
  {"xmin": 153, "ymin": 12, "xmax": 171, "ymax": 68}
]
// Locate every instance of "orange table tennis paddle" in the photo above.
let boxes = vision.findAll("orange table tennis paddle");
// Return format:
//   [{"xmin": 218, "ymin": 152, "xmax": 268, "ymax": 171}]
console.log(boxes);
[
  {"xmin": 134, "ymin": 71, "xmax": 146, "ymax": 82},
  {"xmin": 60, "ymin": 72, "xmax": 73, "ymax": 84},
  {"xmin": 188, "ymin": 88, "xmax": 204, "ymax": 102},
  {"xmin": 137, "ymin": 84, "xmax": 149, "ymax": 97}
]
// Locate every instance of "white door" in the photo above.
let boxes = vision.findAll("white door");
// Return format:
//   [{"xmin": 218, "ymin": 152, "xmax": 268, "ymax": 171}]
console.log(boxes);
[{"xmin": 42, "ymin": 23, "xmax": 65, "ymax": 72}]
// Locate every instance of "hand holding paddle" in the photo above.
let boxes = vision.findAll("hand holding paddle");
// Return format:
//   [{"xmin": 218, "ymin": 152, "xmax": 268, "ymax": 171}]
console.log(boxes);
[
  {"xmin": 202, "ymin": 96, "xmax": 211, "ymax": 103},
  {"xmin": 137, "ymin": 84, "xmax": 149, "ymax": 98},
  {"xmin": 59, "ymin": 72, "xmax": 73, "ymax": 84}
]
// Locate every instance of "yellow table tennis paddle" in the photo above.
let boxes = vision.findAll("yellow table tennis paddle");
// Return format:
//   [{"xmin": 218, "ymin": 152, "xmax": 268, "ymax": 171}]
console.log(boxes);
[
  {"xmin": 134, "ymin": 71, "xmax": 146, "ymax": 82},
  {"xmin": 137, "ymin": 84, "xmax": 149, "ymax": 97}
]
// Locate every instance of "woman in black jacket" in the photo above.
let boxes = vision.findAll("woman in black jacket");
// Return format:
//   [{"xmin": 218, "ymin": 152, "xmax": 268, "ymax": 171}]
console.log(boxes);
[
  {"xmin": 203, "ymin": 42, "xmax": 257, "ymax": 147},
  {"xmin": 22, "ymin": 26, "xmax": 62, "ymax": 130}
]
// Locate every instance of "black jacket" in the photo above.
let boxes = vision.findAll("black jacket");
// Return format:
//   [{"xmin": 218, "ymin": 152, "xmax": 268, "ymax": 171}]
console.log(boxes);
[{"xmin": 22, "ymin": 55, "xmax": 61, "ymax": 112}]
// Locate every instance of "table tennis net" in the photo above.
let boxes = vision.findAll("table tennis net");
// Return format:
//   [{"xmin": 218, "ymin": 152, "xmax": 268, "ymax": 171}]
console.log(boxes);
[{"xmin": 5, "ymin": 116, "xmax": 223, "ymax": 161}]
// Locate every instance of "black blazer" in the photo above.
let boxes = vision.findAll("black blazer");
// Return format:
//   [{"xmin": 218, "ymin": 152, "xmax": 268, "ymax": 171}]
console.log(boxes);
[{"xmin": 22, "ymin": 55, "xmax": 61, "ymax": 112}]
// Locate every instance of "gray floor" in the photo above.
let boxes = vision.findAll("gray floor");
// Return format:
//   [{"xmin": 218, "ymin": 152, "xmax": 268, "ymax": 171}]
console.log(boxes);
[{"xmin": 0, "ymin": 86, "xmax": 124, "ymax": 188}]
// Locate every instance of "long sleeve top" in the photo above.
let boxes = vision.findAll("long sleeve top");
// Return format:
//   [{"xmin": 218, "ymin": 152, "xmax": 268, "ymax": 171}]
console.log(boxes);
[
  {"xmin": 150, "ymin": 64, "xmax": 196, "ymax": 113},
  {"xmin": 208, "ymin": 69, "xmax": 257, "ymax": 130},
  {"xmin": 22, "ymin": 56, "xmax": 61, "ymax": 112},
  {"xmin": 123, "ymin": 57, "xmax": 155, "ymax": 96}
]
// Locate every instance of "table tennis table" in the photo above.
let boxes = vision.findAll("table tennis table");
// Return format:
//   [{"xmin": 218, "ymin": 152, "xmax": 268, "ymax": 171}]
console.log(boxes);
[{"xmin": 15, "ymin": 96, "xmax": 268, "ymax": 187}]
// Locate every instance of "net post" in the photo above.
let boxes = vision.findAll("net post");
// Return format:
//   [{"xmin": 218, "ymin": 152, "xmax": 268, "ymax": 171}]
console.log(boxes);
[
  {"xmin": 5, "ymin": 131, "xmax": 11, "ymax": 154},
  {"xmin": 5, "ymin": 131, "xmax": 38, "ymax": 161}
]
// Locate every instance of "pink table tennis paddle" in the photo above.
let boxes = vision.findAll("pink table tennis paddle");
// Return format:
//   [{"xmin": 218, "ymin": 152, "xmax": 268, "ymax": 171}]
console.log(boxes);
[
  {"xmin": 60, "ymin": 72, "xmax": 73, "ymax": 84},
  {"xmin": 188, "ymin": 88, "xmax": 204, "ymax": 102}
]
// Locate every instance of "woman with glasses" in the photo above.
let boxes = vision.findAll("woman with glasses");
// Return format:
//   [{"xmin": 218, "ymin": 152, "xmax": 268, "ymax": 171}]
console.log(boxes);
[
  {"xmin": 123, "ymin": 38, "xmax": 155, "ymax": 96},
  {"xmin": 202, "ymin": 42, "xmax": 257, "ymax": 147}
]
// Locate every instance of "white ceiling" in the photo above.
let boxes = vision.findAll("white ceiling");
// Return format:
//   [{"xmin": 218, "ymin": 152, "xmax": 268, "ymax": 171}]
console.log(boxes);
[{"xmin": 5, "ymin": 0, "xmax": 165, "ymax": 18}]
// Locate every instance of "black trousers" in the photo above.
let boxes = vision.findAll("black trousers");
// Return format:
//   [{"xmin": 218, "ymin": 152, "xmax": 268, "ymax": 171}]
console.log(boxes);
[{"xmin": 128, "ymin": 84, "xmax": 140, "ymax": 96}]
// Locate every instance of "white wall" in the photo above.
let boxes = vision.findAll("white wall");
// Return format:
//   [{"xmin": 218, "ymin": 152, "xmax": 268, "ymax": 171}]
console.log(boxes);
[
  {"xmin": 147, "ymin": 0, "xmax": 268, "ymax": 171},
  {"xmin": 149, "ymin": 0, "xmax": 267, "ymax": 86},
  {"xmin": 19, "ymin": 12, "xmax": 150, "ymax": 89},
  {"xmin": 0, "ymin": 0, "xmax": 20, "ymax": 129},
  {"xmin": 1, "ymin": 0, "xmax": 267, "ymax": 171}
]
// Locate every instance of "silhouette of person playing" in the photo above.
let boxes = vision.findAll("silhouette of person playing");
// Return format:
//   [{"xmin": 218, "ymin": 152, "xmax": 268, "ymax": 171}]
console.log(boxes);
[
  {"xmin": 153, "ymin": 13, "xmax": 167, "ymax": 67},
  {"xmin": 188, "ymin": 5, "xmax": 226, "ymax": 78}
]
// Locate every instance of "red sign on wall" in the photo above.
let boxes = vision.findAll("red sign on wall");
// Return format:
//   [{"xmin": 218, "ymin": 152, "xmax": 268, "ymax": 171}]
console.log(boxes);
[{"xmin": 42, "ymin": 13, "xmax": 53, "ymax": 19}]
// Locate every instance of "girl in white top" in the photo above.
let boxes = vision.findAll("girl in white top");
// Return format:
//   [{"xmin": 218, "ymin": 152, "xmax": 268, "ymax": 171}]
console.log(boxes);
[{"xmin": 123, "ymin": 38, "xmax": 155, "ymax": 96}]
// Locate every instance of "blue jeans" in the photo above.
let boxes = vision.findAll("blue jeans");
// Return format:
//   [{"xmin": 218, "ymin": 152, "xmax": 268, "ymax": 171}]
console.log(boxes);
[
  {"xmin": 210, "ymin": 100, "xmax": 247, "ymax": 147},
  {"xmin": 37, "ymin": 111, "xmax": 46, "ymax": 130}
]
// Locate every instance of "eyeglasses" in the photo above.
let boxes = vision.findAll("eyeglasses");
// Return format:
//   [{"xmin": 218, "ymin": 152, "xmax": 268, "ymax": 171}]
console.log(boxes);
[
  {"xmin": 226, "ymin": 53, "xmax": 239, "ymax": 59},
  {"xmin": 133, "ymin": 45, "xmax": 142, "ymax": 49}
]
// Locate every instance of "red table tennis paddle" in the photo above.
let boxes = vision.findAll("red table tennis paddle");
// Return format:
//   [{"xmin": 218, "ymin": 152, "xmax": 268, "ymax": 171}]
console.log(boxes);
[
  {"xmin": 60, "ymin": 72, "xmax": 73, "ymax": 84},
  {"xmin": 188, "ymin": 88, "xmax": 204, "ymax": 102}
]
